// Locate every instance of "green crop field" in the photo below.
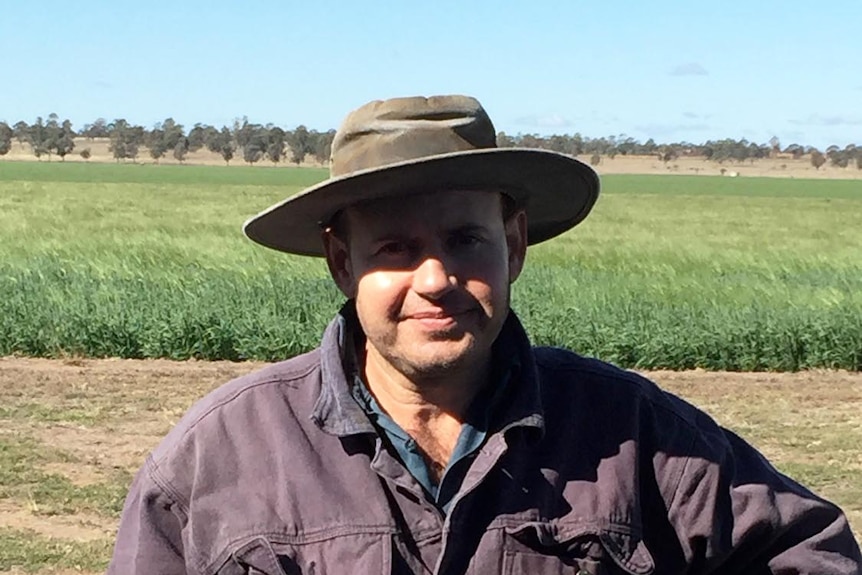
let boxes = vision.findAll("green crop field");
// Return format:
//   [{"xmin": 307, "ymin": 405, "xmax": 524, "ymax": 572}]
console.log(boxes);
[{"xmin": 1, "ymin": 161, "xmax": 861, "ymax": 370}]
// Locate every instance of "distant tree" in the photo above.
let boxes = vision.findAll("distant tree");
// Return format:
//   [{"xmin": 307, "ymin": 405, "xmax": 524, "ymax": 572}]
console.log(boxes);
[
  {"xmin": 824, "ymin": 144, "xmax": 851, "ymax": 168},
  {"xmin": 125, "ymin": 127, "xmax": 144, "ymax": 161},
  {"xmin": 266, "ymin": 126, "xmax": 285, "ymax": 164},
  {"xmin": 12, "ymin": 121, "xmax": 29, "ymax": 145},
  {"xmin": 81, "ymin": 118, "xmax": 110, "ymax": 139},
  {"xmin": 313, "ymin": 129, "xmax": 336, "ymax": 163},
  {"xmin": 635, "ymin": 138, "xmax": 653, "ymax": 156},
  {"xmin": 829, "ymin": 152, "xmax": 849, "ymax": 168},
  {"xmin": 784, "ymin": 143, "xmax": 804, "ymax": 160},
  {"xmin": 288, "ymin": 125, "xmax": 311, "ymax": 164},
  {"xmin": 810, "ymin": 149, "xmax": 826, "ymax": 170},
  {"xmin": 146, "ymin": 119, "xmax": 184, "ymax": 162},
  {"xmin": 731, "ymin": 139, "xmax": 750, "ymax": 163},
  {"xmin": 615, "ymin": 136, "xmax": 637, "ymax": 156},
  {"xmin": 188, "ymin": 124, "xmax": 217, "ymax": 152},
  {"xmin": 220, "ymin": 128, "xmax": 236, "ymax": 165},
  {"xmin": 205, "ymin": 129, "xmax": 222, "ymax": 154},
  {"xmin": 241, "ymin": 125, "xmax": 268, "ymax": 165},
  {"xmin": 173, "ymin": 137, "xmax": 189, "ymax": 163},
  {"xmin": 54, "ymin": 119, "xmax": 75, "ymax": 161},
  {"xmin": 266, "ymin": 142, "xmax": 283, "ymax": 164},
  {"xmin": 243, "ymin": 144, "xmax": 263, "ymax": 165},
  {"xmin": 747, "ymin": 141, "xmax": 767, "ymax": 164},
  {"xmin": 589, "ymin": 153, "xmax": 601, "ymax": 166},
  {"xmin": 233, "ymin": 117, "xmax": 256, "ymax": 151},
  {"xmin": 29, "ymin": 117, "xmax": 49, "ymax": 160},
  {"xmin": 572, "ymin": 134, "xmax": 587, "ymax": 156},
  {"xmin": 0, "ymin": 122, "xmax": 12, "ymax": 156},
  {"xmin": 147, "ymin": 128, "xmax": 168, "ymax": 162},
  {"xmin": 161, "ymin": 118, "xmax": 185, "ymax": 150},
  {"xmin": 496, "ymin": 132, "xmax": 515, "ymax": 148},
  {"xmin": 43, "ymin": 113, "xmax": 62, "ymax": 160},
  {"xmin": 207, "ymin": 127, "xmax": 236, "ymax": 165},
  {"xmin": 80, "ymin": 148, "xmax": 92, "ymax": 161},
  {"xmin": 658, "ymin": 145, "xmax": 677, "ymax": 163},
  {"xmin": 542, "ymin": 135, "xmax": 566, "ymax": 155},
  {"xmin": 518, "ymin": 133, "xmax": 545, "ymax": 149},
  {"xmin": 768, "ymin": 136, "xmax": 781, "ymax": 157},
  {"xmin": 109, "ymin": 119, "xmax": 128, "ymax": 161},
  {"xmin": 108, "ymin": 119, "xmax": 144, "ymax": 162},
  {"xmin": 857, "ymin": 155, "xmax": 862, "ymax": 170},
  {"xmin": 221, "ymin": 145, "xmax": 235, "ymax": 165}
]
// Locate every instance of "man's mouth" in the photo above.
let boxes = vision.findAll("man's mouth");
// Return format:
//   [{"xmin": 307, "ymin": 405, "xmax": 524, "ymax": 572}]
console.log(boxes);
[
  {"xmin": 406, "ymin": 308, "xmax": 472, "ymax": 320},
  {"xmin": 403, "ymin": 308, "xmax": 475, "ymax": 329}
]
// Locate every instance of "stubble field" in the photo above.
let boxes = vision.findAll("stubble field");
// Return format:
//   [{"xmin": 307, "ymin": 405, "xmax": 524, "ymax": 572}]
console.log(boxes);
[{"xmin": 1, "ymin": 161, "xmax": 860, "ymax": 572}]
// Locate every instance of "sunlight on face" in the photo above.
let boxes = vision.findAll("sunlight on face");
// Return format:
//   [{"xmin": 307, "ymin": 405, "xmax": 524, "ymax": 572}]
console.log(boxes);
[{"xmin": 327, "ymin": 189, "xmax": 526, "ymax": 381}]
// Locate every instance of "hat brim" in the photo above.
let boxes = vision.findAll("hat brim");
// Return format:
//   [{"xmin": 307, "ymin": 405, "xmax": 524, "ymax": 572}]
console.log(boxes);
[{"xmin": 243, "ymin": 147, "xmax": 600, "ymax": 256}]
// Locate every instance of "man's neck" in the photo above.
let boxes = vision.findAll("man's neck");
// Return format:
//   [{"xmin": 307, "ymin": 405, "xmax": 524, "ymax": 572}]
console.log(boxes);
[{"xmin": 360, "ymin": 344, "xmax": 491, "ymax": 482}]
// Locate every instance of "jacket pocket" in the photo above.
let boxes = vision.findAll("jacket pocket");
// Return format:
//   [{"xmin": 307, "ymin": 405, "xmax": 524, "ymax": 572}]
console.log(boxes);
[
  {"xmin": 219, "ymin": 532, "xmax": 392, "ymax": 575},
  {"xmin": 218, "ymin": 537, "xmax": 289, "ymax": 575},
  {"xmin": 503, "ymin": 522, "xmax": 654, "ymax": 575}
]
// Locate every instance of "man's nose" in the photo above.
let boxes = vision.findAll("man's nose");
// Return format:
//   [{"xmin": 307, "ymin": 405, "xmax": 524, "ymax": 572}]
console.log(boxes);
[{"xmin": 412, "ymin": 257, "xmax": 456, "ymax": 298}]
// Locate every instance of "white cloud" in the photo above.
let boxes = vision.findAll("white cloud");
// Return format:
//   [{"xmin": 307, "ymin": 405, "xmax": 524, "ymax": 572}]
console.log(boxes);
[
  {"xmin": 513, "ymin": 114, "xmax": 574, "ymax": 129},
  {"xmin": 669, "ymin": 62, "xmax": 709, "ymax": 77},
  {"xmin": 789, "ymin": 114, "xmax": 862, "ymax": 127},
  {"xmin": 634, "ymin": 122, "xmax": 711, "ymax": 136}
]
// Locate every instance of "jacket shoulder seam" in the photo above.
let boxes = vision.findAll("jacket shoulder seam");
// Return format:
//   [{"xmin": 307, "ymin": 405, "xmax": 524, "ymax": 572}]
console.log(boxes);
[
  {"xmin": 535, "ymin": 352, "xmax": 698, "ymax": 430},
  {"xmin": 152, "ymin": 359, "xmax": 320, "ymax": 467}
]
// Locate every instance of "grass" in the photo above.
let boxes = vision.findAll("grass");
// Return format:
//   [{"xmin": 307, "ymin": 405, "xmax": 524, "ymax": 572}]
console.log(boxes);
[
  {"xmin": 601, "ymin": 173, "xmax": 862, "ymax": 199},
  {"xmin": 0, "ymin": 159, "xmax": 329, "ymax": 186},
  {"xmin": 0, "ymin": 528, "xmax": 112, "ymax": 573},
  {"xmin": 0, "ymin": 434, "xmax": 130, "ymax": 517},
  {"xmin": 1, "ymin": 161, "xmax": 861, "ymax": 369}
]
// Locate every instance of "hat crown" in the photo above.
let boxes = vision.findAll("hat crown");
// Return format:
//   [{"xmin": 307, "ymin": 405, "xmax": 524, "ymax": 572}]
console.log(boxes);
[{"xmin": 330, "ymin": 95, "xmax": 497, "ymax": 177}]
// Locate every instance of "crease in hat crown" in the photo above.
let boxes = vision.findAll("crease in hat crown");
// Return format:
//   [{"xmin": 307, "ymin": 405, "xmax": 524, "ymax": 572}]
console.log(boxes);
[
  {"xmin": 329, "ymin": 95, "xmax": 497, "ymax": 176},
  {"xmin": 242, "ymin": 94, "xmax": 600, "ymax": 257}
]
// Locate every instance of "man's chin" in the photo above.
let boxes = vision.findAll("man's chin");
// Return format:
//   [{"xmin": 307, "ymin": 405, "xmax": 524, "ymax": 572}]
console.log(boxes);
[{"xmin": 398, "ymin": 342, "xmax": 483, "ymax": 378}]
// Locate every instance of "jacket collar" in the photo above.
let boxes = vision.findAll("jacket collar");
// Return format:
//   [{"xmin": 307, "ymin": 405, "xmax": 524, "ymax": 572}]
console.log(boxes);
[{"xmin": 310, "ymin": 302, "xmax": 544, "ymax": 439}]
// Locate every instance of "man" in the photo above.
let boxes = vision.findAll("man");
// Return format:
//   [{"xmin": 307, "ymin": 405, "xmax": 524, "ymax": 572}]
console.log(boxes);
[{"xmin": 109, "ymin": 95, "xmax": 861, "ymax": 574}]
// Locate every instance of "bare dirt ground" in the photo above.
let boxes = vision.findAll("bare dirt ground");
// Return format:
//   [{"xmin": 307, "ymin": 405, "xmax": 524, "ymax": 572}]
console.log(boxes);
[
  {"xmin": 3, "ymin": 139, "xmax": 862, "ymax": 179},
  {"xmin": 1, "ymin": 357, "xmax": 860, "ymax": 573}
]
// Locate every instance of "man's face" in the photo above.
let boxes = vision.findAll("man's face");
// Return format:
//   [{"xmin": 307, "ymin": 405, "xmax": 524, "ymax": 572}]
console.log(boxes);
[{"xmin": 323, "ymin": 189, "xmax": 527, "ymax": 381}]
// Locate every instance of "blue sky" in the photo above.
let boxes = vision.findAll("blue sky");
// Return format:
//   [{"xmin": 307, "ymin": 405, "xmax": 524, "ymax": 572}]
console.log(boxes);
[{"xmin": 1, "ymin": 0, "xmax": 860, "ymax": 149}]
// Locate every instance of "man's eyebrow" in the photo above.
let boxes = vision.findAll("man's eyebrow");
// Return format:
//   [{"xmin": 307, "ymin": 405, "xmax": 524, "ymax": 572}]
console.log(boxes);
[
  {"xmin": 367, "ymin": 232, "xmax": 412, "ymax": 244},
  {"xmin": 449, "ymin": 223, "xmax": 491, "ymax": 235}
]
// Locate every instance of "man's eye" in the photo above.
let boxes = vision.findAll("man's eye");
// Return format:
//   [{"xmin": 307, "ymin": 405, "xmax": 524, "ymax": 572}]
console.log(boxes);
[
  {"xmin": 451, "ymin": 234, "xmax": 481, "ymax": 248},
  {"xmin": 378, "ymin": 242, "xmax": 407, "ymax": 255}
]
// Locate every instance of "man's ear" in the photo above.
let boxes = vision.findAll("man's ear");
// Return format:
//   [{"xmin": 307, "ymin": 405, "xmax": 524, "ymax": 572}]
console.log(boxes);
[
  {"xmin": 505, "ymin": 209, "xmax": 528, "ymax": 283},
  {"xmin": 322, "ymin": 229, "xmax": 357, "ymax": 298}
]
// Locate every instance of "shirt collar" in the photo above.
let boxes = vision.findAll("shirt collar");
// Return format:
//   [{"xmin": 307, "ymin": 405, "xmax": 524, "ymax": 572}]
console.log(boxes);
[{"xmin": 311, "ymin": 301, "xmax": 545, "ymax": 439}]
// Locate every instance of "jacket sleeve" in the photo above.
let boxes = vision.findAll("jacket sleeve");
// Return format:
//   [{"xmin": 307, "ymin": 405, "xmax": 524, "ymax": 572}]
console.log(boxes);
[
  {"xmin": 107, "ymin": 457, "xmax": 188, "ymax": 575},
  {"xmin": 667, "ymin": 414, "xmax": 862, "ymax": 574}
]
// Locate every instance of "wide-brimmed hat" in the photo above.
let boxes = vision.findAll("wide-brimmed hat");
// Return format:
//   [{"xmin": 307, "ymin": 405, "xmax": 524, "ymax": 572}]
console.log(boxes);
[{"xmin": 243, "ymin": 95, "xmax": 599, "ymax": 256}]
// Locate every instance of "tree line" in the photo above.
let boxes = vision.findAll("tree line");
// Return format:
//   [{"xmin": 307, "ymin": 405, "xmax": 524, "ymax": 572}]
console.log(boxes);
[
  {"xmin": 1, "ymin": 115, "xmax": 860, "ymax": 170},
  {"xmin": 0, "ymin": 115, "xmax": 336, "ymax": 166}
]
